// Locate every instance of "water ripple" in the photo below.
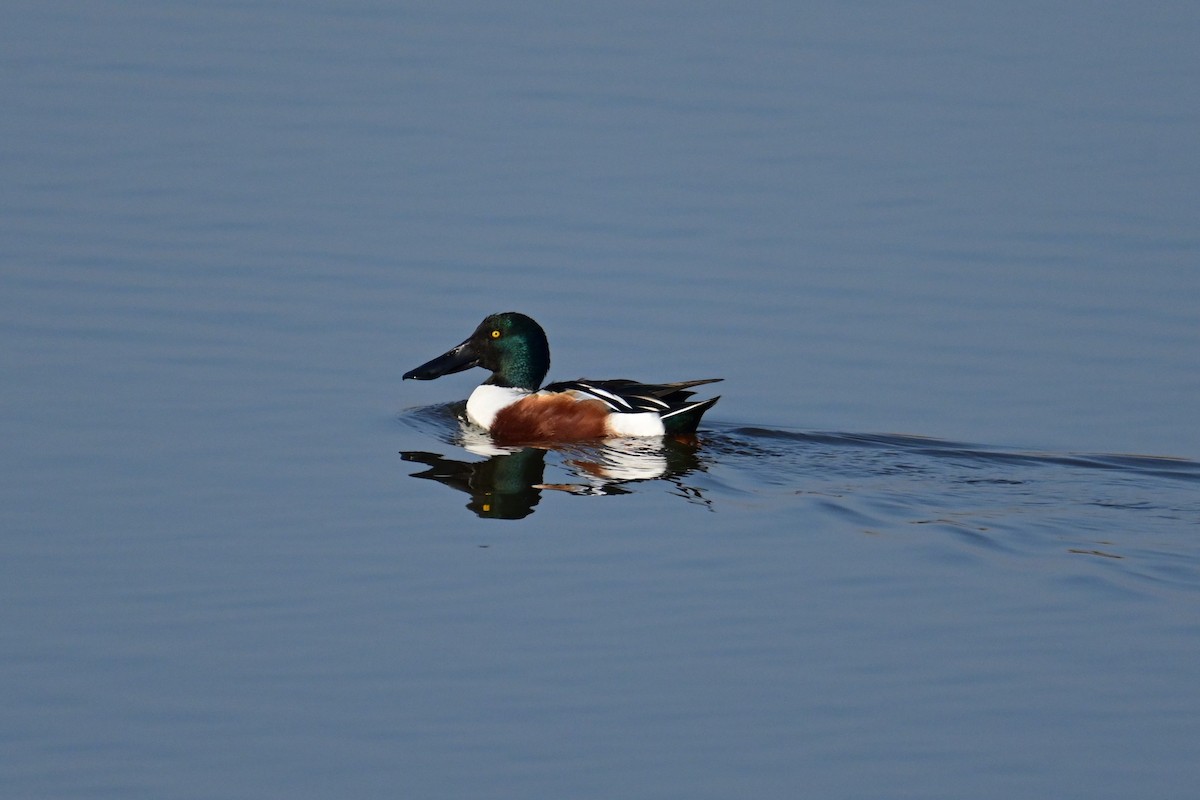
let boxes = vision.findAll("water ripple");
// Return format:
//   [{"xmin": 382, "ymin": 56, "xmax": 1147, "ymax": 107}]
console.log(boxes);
[{"xmin": 397, "ymin": 407, "xmax": 1200, "ymax": 590}]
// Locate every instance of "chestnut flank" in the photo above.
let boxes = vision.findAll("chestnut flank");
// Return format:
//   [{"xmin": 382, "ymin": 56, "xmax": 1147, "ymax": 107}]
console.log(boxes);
[{"xmin": 491, "ymin": 394, "xmax": 610, "ymax": 443}]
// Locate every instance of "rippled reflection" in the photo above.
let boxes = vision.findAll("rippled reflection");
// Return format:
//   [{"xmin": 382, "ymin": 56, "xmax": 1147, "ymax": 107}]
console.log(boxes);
[
  {"xmin": 400, "ymin": 403, "xmax": 1200, "ymax": 531},
  {"xmin": 399, "ymin": 403, "xmax": 713, "ymax": 519}
]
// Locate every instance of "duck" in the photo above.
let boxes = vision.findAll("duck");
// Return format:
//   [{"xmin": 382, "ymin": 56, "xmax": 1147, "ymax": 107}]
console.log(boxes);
[{"xmin": 403, "ymin": 312, "xmax": 721, "ymax": 443}]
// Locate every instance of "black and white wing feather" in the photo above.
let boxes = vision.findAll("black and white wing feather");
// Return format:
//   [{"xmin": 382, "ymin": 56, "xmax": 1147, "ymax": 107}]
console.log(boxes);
[{"xmin": 543, "ymin": 378, "xmax": 722, "ymax": 414}]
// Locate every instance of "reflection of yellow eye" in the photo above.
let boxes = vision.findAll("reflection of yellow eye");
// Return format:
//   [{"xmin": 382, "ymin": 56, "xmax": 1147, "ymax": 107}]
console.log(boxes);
[{"xmin": 491, "ymin": 330, "xmax": 501, "ymax": 339}]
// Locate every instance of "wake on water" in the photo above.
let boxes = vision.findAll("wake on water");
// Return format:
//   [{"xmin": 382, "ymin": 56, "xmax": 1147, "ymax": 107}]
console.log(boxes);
[{"xmin": 397, "ymin": 403, "xmax": 1200, "ymax": 589}]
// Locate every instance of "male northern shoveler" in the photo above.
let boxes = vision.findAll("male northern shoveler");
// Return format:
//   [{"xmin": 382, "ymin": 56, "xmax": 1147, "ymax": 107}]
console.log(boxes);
[{"xmin": 403, "ymin": 312, "xmax": 721, "ymax": 443}]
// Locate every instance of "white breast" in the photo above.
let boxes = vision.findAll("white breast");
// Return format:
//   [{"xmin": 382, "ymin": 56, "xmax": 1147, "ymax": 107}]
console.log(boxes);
[{"xmin": 466, "ymin": 385, "xmax": 529, "ymax": 429}]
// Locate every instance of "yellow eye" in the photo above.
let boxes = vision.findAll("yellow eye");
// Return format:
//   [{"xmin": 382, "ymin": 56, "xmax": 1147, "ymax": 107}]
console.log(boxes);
[{"xmin": 491, "ymin": 330, "xmax": 501, "ymax": 339}]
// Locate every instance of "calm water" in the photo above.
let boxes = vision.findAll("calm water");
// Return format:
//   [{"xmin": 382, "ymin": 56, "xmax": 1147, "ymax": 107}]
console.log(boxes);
[{"xmin": 3, "ymin": 2, "xmax": 1199, "ymax": 798}]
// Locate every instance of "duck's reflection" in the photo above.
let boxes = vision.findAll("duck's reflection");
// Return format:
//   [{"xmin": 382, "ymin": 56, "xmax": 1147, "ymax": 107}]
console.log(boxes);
[{"xmin": 401, "ymin": 430, "xmax": 711, "ymax": 519}]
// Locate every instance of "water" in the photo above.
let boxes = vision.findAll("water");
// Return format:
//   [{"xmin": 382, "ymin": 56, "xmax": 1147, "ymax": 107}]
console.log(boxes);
[{"xmin": 3, "ymin": 2, "xmax": 1199, "ymax": 798}]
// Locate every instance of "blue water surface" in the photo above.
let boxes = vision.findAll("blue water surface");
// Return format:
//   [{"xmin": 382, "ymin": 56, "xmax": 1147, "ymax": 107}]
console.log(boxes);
[{"xmin": 2, "ymin": 2, "xmax": 1199, "ymax": 799}]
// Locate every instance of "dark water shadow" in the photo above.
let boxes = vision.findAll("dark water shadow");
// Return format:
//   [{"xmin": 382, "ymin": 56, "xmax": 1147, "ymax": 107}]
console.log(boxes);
[
  {"xmin": 723, "ymin": 426, "xmax": 1200, "ymax": 484},
  {"xmin": 699, "ymin": 423, "xmax": 1200, "ymax": 592}
]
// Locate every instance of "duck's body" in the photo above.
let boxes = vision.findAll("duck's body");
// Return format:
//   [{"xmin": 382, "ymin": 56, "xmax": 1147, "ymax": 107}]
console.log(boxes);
[{"xmin": 403, "ymin": 312, "xmax": 721, "ymax": 444}]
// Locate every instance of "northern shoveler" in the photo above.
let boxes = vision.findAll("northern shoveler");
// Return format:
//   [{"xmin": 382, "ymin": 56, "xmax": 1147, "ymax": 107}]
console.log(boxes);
[{"xmin": 403, "ymin": 312, "xmax": 721, "ymax": 443}]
